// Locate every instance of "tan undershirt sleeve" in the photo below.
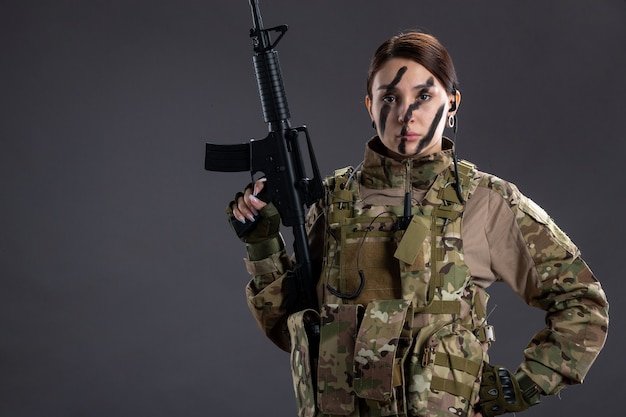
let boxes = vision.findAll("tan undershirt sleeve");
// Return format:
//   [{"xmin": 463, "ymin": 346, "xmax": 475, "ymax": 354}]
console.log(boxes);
[{"xmin": 463, "ymin": 186, "xmax": 542, "ymax": 302}]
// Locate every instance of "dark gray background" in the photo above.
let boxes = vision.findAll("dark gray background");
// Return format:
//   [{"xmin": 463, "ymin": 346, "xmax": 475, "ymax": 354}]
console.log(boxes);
[{"xmin": 1, "ymin": 1, "xmax": 624, "ymax": 416}]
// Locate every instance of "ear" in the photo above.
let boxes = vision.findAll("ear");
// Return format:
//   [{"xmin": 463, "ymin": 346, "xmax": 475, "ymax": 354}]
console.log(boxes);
[
  {"xmin": 365, "ymin": 95, "xmax": 374, "ymax": 120},
  {"xmin": 448, "ymin": 90, "xmax": 461, "ymax": 114}
]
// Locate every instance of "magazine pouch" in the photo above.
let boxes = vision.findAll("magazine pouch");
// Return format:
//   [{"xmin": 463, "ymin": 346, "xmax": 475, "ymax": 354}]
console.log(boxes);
[
  {"xmin": 353, "ymin": 299, "xmax": 413, "ymax": 416},
  {"xmin": 317, "ymin": 303, "xmax": 364, "ymax": 415}
]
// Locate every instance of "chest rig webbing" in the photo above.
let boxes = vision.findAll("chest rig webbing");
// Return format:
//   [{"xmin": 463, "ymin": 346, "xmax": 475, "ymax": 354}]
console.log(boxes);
[{"xmin": 288, "ymin": 160, "xmax": 494, "ymax": 417}]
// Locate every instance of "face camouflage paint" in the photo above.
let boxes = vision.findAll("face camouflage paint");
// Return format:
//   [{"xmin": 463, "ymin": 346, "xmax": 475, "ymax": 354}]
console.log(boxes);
[
  {"xmin": 378, "ymin": 66, "xmax": 408, "ymax": 136},
  {"xmin": 396, "ymin": 77, "xmax": 435, "ymax": 155},
  {"xmin": 411, "ymin": 103, "xmax": 445, "ymax": 155}
]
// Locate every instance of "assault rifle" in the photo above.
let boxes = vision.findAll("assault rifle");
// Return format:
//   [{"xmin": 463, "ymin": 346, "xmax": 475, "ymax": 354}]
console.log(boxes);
[{"xmin": 204, "ymin": 0, "xmax": 324, "ymax": 316}]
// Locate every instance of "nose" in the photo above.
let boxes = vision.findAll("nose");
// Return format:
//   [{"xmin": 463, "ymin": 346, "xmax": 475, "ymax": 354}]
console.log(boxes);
[{"xmin": 398, "ymin": 101, "xmax": 417, "ymax": 124}]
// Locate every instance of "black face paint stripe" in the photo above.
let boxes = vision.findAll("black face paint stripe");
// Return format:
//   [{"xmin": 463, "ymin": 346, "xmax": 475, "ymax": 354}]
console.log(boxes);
[
  {"xmin": 380, "ymin": 66, "xmax": 408, "ymax": 92},
  {"xmin": 397, "ymin": 77, "xmax": 435, "ymax": 155},
  {"xmin": 398, "ymin": 138, "xmax": 407, "ymax": 155},
  {"xmin": 399, "ymin": 77, "xmax": 434, "ymax": 139},
  {"xmin": 378, "ymin": 66, "xmax": 408, "ymax": 136},
  {"xmin": 418, "ymin": 77, "xmax": 435, "ymax": 93},
  {"xmin": 403, "ymin": 102, "xmax": 421, "ymax": 125},
  {"xmin": 412, "ymin": 103, "xmax": 446, "ymax": 155},
  {"xmin": 379, "ymin": 104, "xmax": 390, "ymax": 137}
]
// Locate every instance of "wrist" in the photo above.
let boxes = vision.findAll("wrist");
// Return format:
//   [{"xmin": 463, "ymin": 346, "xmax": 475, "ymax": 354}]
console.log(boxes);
[
  {"xmin": 515, "ymin": 371, "xmax": 542, "ymax": 406},
  {"xmin": 246, "ymin": 234, "xmax": 285, "ymax": 261}
]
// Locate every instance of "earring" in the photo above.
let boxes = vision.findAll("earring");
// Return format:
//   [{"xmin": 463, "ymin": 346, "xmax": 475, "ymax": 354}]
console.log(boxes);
[
  {"xmin": 372, "ymin": 120, "xmax": 377, "ymax": 130},
  {"xmin": 447, "ymin": 115, "xmax": 455, "ymax": 128}
]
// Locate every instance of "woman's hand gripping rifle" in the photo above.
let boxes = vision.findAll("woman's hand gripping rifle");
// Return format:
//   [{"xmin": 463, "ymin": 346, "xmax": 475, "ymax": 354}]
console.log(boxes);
[{"xmin": 204, "ymin": 0, "xmax": 324, "ymax": 330}]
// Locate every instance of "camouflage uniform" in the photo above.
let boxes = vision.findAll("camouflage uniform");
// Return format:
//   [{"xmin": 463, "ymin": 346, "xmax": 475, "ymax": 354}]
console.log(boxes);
[{"xmin": 242, "ymin": 137, "xmax": 609, "ymax": 417}]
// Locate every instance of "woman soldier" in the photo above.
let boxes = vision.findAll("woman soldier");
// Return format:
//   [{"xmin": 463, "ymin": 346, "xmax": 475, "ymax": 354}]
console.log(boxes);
[{"xmin": 228, "ymin": 32, "xmax": 609, "ymax": 417}]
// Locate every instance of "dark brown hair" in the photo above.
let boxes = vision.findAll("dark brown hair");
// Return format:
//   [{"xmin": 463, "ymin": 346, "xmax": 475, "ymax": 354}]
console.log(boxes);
[{"xmin": 366, "ymin": 32, "xmax": 458, "ymax": 98}]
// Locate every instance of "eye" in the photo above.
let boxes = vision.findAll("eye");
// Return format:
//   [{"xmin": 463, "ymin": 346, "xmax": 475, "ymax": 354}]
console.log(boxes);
[
  {"xmin": 382, "ymin": 95, "xmax": 397, "ymax": 103},
  {"xmin": 418, "ymin": 93, "xmax": 431, "ymax": 102}
]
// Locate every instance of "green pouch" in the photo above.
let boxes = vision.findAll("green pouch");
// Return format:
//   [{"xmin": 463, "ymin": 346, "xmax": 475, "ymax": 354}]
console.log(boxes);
[
  {"xmin": 317, "ymin": 303, "xmax": 363, "ymax": 415},
  {"xmin": 407, "ymin": 322, "xmax": 485, "ymax": 417},
  {"xmin": 353, "ymin": 300, "xmax": 411, "ymax": 403},
  {"xmin": 288, "ymin": 309, "xmax": 321, "ymax": 417},
  {"xmin": 338, "ymin": 216, "xmax": 401, "ymax": 305}
]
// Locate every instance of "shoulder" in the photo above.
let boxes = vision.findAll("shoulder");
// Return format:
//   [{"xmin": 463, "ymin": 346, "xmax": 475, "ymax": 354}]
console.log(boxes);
[
  {"xmin": 472, "ymin": 168, "xmax": 520, "ymax": 206},
  {"xmin": 451, "ymin": 159, "xmax": 516, "ymax": 207},
  {"xmin": 323, "ymin": 166, "xmax": 357, "ymax": 188},
  {"xmin": 323, "ymin": 165, "xmax": 360, "ymax": 204},
  {"xmin": 307, "ymin": 165, "xmax": 357, "ymax": 224},
  {"xmin": 469, "ymin": 166, "xmax": 580, "ymax": 256},
  {"xmin": 466, "ymin": 165, "xmax": 529, "ymax": 217},
  {"xmin": 470, "ymin": 166, "xmax": 543, "ymax": 221}
]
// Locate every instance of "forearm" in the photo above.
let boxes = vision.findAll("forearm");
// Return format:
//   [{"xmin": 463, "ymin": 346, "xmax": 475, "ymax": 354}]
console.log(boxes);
[
  {"xmin": 244, "ymin": 244, "xmax": 294, "ymax": 351},
  {"xmin": 521, "ymin": 257, "xmax": 608, "ymax": 394},
  {"xmin": 245, "ymin": 239, "xmax": 291, "ymax": 292}
]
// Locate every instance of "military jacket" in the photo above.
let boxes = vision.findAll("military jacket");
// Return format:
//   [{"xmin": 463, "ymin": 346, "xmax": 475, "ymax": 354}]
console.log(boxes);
[{"xmin": 242, "ymin": 137, "xmax": 609, "ymax": 416}]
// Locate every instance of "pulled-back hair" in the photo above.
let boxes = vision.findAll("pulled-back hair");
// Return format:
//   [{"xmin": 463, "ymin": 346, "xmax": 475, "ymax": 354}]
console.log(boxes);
[{"xmin": 366, "ymin": 32, "xmax": 458, "ymax": 98}]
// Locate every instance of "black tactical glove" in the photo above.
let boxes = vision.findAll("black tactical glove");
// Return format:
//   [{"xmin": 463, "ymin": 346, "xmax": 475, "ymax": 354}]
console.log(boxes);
[
  {"xmin": 478, "ymin": 363, "xmax": 541, "ymax": 417},
  {"xmin": 227, "ymin": 190, "xmax": 283, "ymax": 261}
]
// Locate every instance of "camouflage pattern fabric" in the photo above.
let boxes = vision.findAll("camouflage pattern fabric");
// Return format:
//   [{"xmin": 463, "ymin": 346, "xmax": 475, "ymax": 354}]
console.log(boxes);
[
  {"xmin": 482, "ymin": 175, "xmax": 609, "ymax": 395},
  {"xmin": 243, "ymin": 138, "xmax": 608, "ymax": 416},
  {"xmin": 406, "ymin": 321, "xmax": 485, "ymax": 417},
  {"xmin": 288, "ymin": 309, "xmax": 320, "ymax": 417},
  {"xmin": 317, "ymin": 303, "xmax": 363, "ymax": 415},
  {"xmin": 288, "ymin": 150, "xmax": 488, "ymax": 416},
  {"xmin": 353, "ymin": 300, "xmax": 411, "ymax": 403},
  {"xmin": 244, "ymin": 250, "xmax": 294, "ymax": 351}
]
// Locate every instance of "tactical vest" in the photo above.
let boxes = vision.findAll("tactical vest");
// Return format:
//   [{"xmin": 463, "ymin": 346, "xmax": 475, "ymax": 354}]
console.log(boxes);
[{"xmin": 288, "ymin": 160, "xmax": 494, "ymax": 417}]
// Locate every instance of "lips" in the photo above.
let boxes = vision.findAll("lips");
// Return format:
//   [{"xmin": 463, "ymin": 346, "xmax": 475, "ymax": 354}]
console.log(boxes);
[{"xmin": 398, "ymin": 131, "xmax": 421, "ymax": 141}]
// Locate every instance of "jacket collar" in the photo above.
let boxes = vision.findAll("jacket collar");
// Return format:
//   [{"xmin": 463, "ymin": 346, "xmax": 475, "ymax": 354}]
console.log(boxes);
[{"xmin": 360, "ymin": 136, "xmax": 455, "ymax": 190}]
